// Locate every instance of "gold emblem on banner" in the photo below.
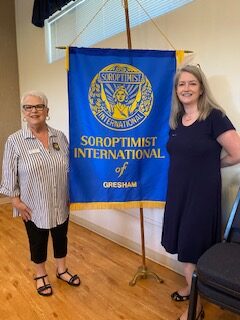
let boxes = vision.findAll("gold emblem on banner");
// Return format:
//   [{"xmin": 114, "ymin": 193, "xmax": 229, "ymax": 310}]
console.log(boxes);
[{"xmin": 89, "ymin": 64, "xmax": 153, "ymax": 131}]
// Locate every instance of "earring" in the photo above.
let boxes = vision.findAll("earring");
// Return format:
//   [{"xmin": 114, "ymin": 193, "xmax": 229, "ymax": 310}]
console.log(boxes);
[
  {"xmin": 23, "ymin": 117, "xmax": 27, "ymax": 122},
  {"xmin": 46, "ymin": 116, "xmax": 50, "ymax": 120}
]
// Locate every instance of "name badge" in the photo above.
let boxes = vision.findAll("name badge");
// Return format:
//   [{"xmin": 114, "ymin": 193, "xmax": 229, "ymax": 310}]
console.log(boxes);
[{"xmin": 29, "ymin": 148, "xmax": 41, "ymax": 154}]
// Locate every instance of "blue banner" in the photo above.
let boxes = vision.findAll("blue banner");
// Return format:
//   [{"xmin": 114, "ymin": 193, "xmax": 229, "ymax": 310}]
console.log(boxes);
[{"xmin": 68, "ymin": 47, "xmax": 176, "ymax": 210}]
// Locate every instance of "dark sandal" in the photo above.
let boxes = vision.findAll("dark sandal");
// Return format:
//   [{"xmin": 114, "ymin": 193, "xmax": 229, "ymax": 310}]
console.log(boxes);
[
  {"xmin": 34, "ymin": 274, "xmax": 53, "ymax": 296},
  {"xmin": 171, "ymin": 290, "xmax": 190, "ymax": 302},
  {"xmin": 56, "ymin": 268, "xmax": 81, "ymax": 286}
]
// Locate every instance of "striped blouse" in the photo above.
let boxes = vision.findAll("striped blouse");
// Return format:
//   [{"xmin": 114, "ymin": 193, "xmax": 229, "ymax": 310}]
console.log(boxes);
[{"xmin": 0, "ymin": 126, "xmax": 69, "ymax": 229}]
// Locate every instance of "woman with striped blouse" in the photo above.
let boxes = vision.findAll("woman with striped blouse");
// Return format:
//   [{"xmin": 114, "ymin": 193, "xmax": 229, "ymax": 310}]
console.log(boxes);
[{"xmin": 0, "ymin": 91, "xmax": 80, "ymax": 296}]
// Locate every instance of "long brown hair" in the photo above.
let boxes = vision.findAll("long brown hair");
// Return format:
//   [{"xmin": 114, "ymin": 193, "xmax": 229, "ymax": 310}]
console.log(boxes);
[{"xmin": 169, "ymin": 65, "xmax": 225, "ymax": 129}]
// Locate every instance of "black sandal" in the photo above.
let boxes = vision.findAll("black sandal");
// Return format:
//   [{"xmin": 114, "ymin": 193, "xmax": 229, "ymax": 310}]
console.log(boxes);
[
  {"xmin": 171, "ymin": 290, "xmax": 190, "ymax": 302},
  {"xmin": 56, "ymin": 268, "xmax": 81, "ymax": 286},
  {"xmin": 34, "ymin": 274, "xmax": 53, "ymax": 296}
]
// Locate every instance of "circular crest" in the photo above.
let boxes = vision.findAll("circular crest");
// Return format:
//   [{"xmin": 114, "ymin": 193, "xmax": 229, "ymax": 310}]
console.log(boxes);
[{"xmin": 89, "ymin": 63, "xmax": 153, "ymax": 131}]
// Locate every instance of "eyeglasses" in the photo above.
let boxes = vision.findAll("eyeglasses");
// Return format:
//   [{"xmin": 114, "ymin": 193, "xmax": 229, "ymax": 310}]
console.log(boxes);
[{"xmin": 22, "ymin": 104, "xmax": 46, "ymax": 112}]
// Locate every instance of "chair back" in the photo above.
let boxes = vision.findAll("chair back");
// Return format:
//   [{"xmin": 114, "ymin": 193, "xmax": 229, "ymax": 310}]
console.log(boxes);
[
  {"xmin": 187, "ymin": 187, "xmax": 240, "ymax": 320},
  {"xmin": 224, "ymin": 187, "xmax": 240, "ymax": 243}
]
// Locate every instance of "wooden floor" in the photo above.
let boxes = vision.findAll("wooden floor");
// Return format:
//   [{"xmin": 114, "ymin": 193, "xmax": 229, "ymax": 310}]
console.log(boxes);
[{"xmin": 0, "ymin": 203, "xmax": 239, "ymax": 320}]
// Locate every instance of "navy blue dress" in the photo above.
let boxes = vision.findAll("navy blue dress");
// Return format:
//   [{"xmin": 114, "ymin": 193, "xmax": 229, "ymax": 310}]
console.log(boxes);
[{"xmin": 161, "ymin": 109, "xmax": 235, "ymax": 264}]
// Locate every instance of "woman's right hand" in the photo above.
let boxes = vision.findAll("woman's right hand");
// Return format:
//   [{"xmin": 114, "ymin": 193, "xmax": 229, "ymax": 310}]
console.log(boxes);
[{"xmin": 11, "ymin": 197, "xmax": 32, "ymax": 222}]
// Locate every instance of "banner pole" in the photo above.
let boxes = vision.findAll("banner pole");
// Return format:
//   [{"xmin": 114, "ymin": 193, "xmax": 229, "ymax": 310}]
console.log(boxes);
[
  {"xmin": 140, "ymin": 208, "xmax": 146, "ymax": 267},
  {"xmin": 129, "ymin": 208, "xmax": 164, "ymax": 286},
  {"xmin": 123, "ymin": 0, "xmax": 132, "ymax": 49},
  {"xmin": 123, "ymin": 0, "xmax": 164, "ymax": 286}
]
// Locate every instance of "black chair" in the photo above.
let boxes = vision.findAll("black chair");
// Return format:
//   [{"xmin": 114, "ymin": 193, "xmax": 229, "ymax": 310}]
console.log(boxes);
[{"xmin": 188, "ymin": 187, "xmax": 240, "ymax": 320}]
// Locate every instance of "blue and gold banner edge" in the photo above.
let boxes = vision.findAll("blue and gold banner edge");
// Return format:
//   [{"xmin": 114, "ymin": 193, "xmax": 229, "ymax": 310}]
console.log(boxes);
[
  {"xmin": 70, "ymin": 201, "xmax": 166, "ymax": 211},
  {"xmin": 68, "ymin": 47, "xmax": 176, "ymax": 208}
]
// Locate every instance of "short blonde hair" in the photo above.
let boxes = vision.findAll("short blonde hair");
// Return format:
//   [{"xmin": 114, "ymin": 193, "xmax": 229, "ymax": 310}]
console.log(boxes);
[
  {"xmin": 169, "ymin": 65, "xmax": 225, "ymax": 129},
  {"xmin": 21, "ymin": 90, "xmax": 48, "ymax": 107}
]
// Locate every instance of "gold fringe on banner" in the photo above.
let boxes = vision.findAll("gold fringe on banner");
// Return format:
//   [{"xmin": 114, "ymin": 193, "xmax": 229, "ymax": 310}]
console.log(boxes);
[{"xmin": 70, "ymin": 201, "xmax": 166, "ymax": 211}]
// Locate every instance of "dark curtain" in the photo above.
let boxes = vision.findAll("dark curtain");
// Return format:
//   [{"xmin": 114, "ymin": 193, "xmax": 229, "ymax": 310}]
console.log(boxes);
[{"xmin": 32, "ymin": 0, "xmax": 74, "ymax": 27}]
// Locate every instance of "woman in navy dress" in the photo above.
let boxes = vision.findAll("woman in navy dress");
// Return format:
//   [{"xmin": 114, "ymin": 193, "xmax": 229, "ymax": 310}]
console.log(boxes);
[{"xmin": 161, "ymin": 65, "xmax": 240, "ymax": 320}]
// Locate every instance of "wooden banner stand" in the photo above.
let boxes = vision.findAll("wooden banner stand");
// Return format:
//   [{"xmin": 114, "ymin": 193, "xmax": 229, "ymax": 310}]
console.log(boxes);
[
  {"xmin": 121, "ymin": 0, "xmax": 164, "ymax": 286},
  {"xmin": 129, "ymin": 208, "xmax": 164, "ymax": 286}
]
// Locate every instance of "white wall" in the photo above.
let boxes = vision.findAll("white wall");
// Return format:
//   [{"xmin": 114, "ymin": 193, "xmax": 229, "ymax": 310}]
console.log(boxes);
[{"xmin": 15, "ymin": 0, "xmax": 240, "ymax": 274}]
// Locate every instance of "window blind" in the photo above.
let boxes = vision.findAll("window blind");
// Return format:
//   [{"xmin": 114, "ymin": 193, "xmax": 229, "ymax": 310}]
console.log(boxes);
[{"xmin": 45, "ymin": 0, "xmax": 193, "ymax": 63}]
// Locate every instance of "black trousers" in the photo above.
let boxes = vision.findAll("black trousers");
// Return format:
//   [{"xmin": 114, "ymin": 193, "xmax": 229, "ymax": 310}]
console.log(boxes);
[{"xmin": 24, "ymin": 218, "xmax": 69, "ymax": 264}]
